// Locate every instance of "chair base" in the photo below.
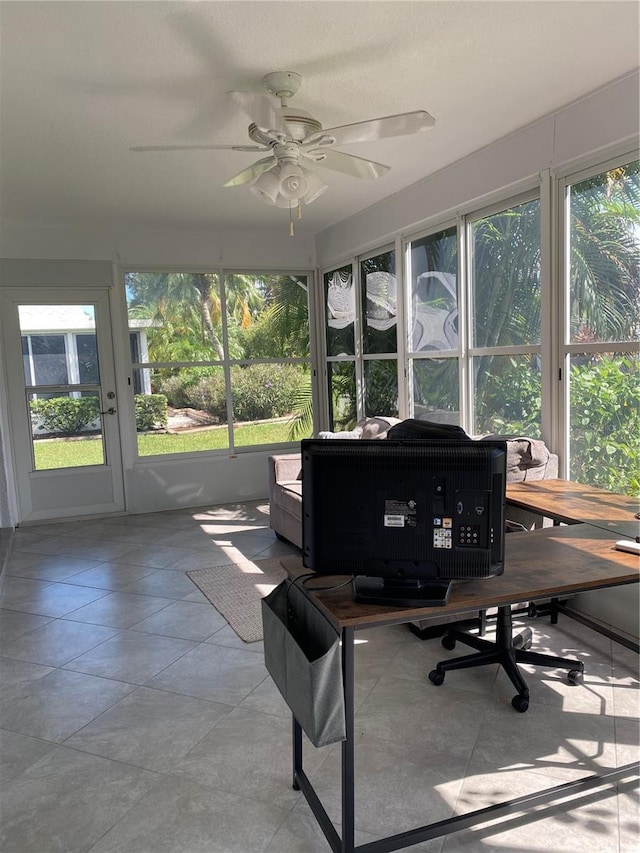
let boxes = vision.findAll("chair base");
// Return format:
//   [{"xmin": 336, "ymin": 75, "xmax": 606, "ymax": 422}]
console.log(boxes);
[{"xmin": 428, "ymin": 605, "xmax": 584, "ymax": 712}]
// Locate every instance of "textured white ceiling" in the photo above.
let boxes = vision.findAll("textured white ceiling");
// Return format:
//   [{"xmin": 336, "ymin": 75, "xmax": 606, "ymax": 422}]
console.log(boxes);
[{"xmin": 1, "ymin": 1, "xmax": 638, "ymax": 237}]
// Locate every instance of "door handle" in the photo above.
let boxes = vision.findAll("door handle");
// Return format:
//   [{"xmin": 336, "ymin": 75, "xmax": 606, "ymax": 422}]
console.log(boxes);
[{"xmin": 100, "ymin": 407, "xmax": 117, "ymax": 415}]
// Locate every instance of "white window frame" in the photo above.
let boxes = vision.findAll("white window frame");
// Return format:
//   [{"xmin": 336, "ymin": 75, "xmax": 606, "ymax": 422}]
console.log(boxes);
[{"xmin": 554, "ymin": 147, "xmax": 640, "ymax": 479}]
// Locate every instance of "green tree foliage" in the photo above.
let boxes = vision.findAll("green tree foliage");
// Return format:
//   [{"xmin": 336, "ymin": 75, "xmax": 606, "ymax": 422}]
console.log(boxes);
[
  {"xmin": 569, "ymin": 355, "xmax": 640, "ymax": 495},
  {"xmin": 569, "ymin": 163, "xmax": 640, "ymax": 342},
  {"xmin": 126, "ymin": 271, "xmax": 265, "ymax": 363},
  {"xmin": 238, "ymin": 275, "xmax": 310, "ymax": 359},
  {"xmin": 186, "ymin": 364, "xmax": 308, "ymax": 423},
  {"xmin": 473, "ymin": 354, "xmax": 639, "ymax": 495}
]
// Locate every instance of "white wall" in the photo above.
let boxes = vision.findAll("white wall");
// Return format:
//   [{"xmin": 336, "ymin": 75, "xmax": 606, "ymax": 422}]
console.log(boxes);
[
  {"xmin": 0, "ymin": 222, "xmax": 316, "ymax": 269},
  {"xmin": 315, "ymin": 71, "xmax": 639, "ymax": 264},
  {"xmin": 125, "ymin": 450, "xmax": 275, "ymax": 515}
]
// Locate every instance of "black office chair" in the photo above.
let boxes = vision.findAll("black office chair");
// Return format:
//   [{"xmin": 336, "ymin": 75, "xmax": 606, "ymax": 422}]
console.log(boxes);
[
  {"xmin": 387, "ymin": 419, "xmax": 585, "ymax": 713},
  {"xmin": 428, "ymin": 603, "xmax": 584, "ymax": 712}
]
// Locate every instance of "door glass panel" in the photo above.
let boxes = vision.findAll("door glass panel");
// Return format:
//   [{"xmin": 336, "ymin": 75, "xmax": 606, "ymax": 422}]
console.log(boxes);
[
  {"xmin": 30, "ymin": 391, "xmax": 104, "ymax": 470},
  {"xmin": 18, "ymin": 304, "xmax": 106, "ymax": 471}
]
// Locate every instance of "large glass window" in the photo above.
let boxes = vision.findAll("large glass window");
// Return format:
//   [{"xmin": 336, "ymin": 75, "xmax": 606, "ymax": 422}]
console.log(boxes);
[
  {"xmin": 324, "ymin": 251, "xmax": 398, "ymax": 430},
  {"xmin": 361, "ymin": 249, "xmax": 398, "ymax": 418},
  {"xmin": 564, "ymin": 160, "xmax": 639, "ymax": 494},
  {"xmin": 469, "ymin": 197, "xmax": 542, "ymax": 435},
  {"xmin": 361, "ymin": 251, "xmax": 396, "ymax": 355},
  {"xmin": 125, "ymin": 270, "xmax": 313, "ymax": 457},
  {"xmin": 325, "ymin": 265, "xmax": 355, "ymax": 357},
  {"xmin": 324, "ymin": 264, "xmax": 356, "ymax": 430}
]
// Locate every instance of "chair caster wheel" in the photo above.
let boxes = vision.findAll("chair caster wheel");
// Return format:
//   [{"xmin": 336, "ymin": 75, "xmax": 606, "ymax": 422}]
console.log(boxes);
[
  {"xmin": 429, "ymin": 669, "xmax": 445, "ymax": 686},
  {"xmin": 567, "ymin": 669, "xmax": 583, "ymax": 685},
  {"xmin": 511, "ymin": 694, "xmax": 529, "ymax": 713},
  {"xmin": 441, "ymin": 634, "xmax": 456, "ymax": 651}
]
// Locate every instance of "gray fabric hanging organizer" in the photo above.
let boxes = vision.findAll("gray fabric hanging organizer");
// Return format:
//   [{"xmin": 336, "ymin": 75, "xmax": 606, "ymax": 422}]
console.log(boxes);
[{"xmin": 261, "ymin": 578, "xmax": 345, "ymax": 748}]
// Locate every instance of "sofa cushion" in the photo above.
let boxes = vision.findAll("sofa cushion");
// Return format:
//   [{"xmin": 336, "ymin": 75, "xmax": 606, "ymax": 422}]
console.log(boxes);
[
  {"xmin": 481, "ymin": 435, "xmax": 555, "ymax": 481},
  {"xmin": 358, "ymin": 416, "xmax": 402, "ymax": 439},
  {"xmin": 276, "ymin": 480, "xmax": 303, "ymax": 516},
  {"xmin": 387, "ymin": 419, "xmax": 471, "ymax": 441},
  {"xmin": 317, "ymin": 428, "xmax": 362, "ymax": 439}
]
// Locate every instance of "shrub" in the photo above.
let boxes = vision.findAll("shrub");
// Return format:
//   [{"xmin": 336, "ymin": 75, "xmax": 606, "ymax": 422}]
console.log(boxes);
[
  {"xmin": 569, "ymin": 355, "xmax": 640, "ymax": 495},
  {"xmin": 30, "ymin": 396, "xmax": 100, "ymax": 435},
  {"xmin": 185, "ymin": 363, "xmax": 307, "ymax": 423},
  {"xmin": 230, "ymin": 364, "xmax": 307, "ymax": 421},
  {"xmin": 134, "ymin": 394, "xmax": 168, "ymax": 431},
  {"xmin": 473, "ymin": 354, "xmax": 638, "ymax": 494},
  {"xmin": 158, "ymin": 368, "xmax": 218, "ymax": 408},
  {"xmin": 188, "ymin": 372, "xmax": 227, "ymax": 420}
]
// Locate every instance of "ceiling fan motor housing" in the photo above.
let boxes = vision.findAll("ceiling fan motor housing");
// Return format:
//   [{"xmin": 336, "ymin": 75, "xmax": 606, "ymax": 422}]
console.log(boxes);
[{"xmin": 262, "ymin": 71, "xmax": 302, "ymax": 100}]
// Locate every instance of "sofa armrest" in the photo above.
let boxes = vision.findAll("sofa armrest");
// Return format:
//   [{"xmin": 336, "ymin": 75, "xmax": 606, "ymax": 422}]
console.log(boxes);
[{"xmin": 268, "ymin": 453, "xmax": 302, "ymax": 487}]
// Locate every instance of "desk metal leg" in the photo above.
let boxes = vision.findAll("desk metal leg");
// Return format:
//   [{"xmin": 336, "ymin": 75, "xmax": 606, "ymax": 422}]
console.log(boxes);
[
  {"xmin": 292, "ymin": 716, "xmax": 302, "ymax": 791},
  {"xmin": 342, "ymin": 626, "xmax": 356, "ymax": 853},
  {"xmin": 291, "ymin": 615, "xmax": 638, "ymax": 852}
]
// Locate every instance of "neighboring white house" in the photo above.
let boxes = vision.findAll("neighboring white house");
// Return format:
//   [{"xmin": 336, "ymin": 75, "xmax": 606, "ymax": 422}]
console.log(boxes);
[{"xmin": 19, "ymin": 305, "xmax": 153, "ymax": 395}]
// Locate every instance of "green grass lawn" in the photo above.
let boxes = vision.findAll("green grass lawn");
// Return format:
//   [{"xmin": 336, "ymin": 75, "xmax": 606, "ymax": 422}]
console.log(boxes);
[{"xmin": 33, "ymin": 420, "xmax": 298, "ymax": 469}]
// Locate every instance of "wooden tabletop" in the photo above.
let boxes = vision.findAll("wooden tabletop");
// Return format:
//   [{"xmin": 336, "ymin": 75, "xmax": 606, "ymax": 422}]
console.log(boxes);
[
  {"xmin": 507, "ymin": 479, "xmax": 640, "ymax": 539},
  {"xmin": 281, "ymin": 523, "xmax": 639, "ymax": 631}
]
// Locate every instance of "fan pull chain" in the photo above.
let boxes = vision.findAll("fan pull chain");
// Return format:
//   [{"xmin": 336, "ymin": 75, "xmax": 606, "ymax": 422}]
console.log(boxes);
[{"xmin": 289, "ymin": 203, "xmax": 294, "ymax": 237}]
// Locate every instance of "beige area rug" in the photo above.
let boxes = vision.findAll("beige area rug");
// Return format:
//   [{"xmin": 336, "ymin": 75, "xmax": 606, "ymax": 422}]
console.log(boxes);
[{"xmin": 187, "ymin": 557, "xmax": 287, "ymax": 643}]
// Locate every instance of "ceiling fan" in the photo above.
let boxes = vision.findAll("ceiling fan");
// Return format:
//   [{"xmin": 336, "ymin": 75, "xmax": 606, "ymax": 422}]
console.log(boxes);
[{"xmin": 131, "ymin": 71, "xmax": 435, "ymax": 233}]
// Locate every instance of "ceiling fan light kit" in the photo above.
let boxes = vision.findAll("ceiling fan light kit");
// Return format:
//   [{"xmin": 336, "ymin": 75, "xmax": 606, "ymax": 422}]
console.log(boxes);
[
  {"xmin": 250, "ymin": 168, "xmax": 281, "ymax": 204},
  {"xmin": 132, "ymin": 70, "xmax": 434, "ymax": 235},
  {"xmin": 278, "ymin": 163, "xmax": 309, "ymax": 200}
]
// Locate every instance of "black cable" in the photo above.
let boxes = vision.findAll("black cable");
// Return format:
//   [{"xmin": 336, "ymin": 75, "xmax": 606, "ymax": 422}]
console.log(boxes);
[{"xmin": 302, "ymin": 575, "xmax": 354, "ymax": 593}]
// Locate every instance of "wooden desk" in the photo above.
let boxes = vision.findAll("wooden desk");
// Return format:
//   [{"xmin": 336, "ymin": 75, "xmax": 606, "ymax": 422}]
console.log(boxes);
[
  {"xmin": 282, "ymin": 523, "xmax": 639, "ymax": 853},
  {"xmin": 507, "ymin": 479, "xmax": 640, "ymax": 540}
]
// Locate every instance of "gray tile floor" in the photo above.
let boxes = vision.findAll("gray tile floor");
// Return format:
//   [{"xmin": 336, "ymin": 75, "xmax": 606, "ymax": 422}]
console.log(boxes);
[{"xmin": 1, "ymin": 501, "xmax": 638, "ymax": 852}]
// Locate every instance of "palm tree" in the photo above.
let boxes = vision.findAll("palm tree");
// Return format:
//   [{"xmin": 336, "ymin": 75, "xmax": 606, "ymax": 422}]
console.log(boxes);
[
  {"xmin": 126, "ymin": 272, "xmax": 225, "ymax": 360},
  {"xmin": 126, "ymin": 271, "xmax": 267, "ymax": 362},
  {"xmin": 568, "ymin": 161, "xmax": 639, "ymax": 342}
]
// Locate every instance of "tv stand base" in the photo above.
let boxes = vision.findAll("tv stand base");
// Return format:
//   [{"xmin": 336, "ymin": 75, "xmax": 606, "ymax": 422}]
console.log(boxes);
[{"xmin": 353, "ymin": 577, "xmax": 451, "ymax": 607}]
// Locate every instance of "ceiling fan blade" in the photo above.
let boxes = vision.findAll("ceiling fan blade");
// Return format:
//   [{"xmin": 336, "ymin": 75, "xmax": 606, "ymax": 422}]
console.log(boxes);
[
  {"xmin": 228, "ymin": 91, "xmax": 287, "ymax": 133},
  {"xmin": 308, "ymin": 149, "xmax": 390, "ymax": 180},
  {"xmin": 223, "ymin": 156, "xmax": 278, "ymax": 187},
  {"xmin": 304, "ymin": 110, "xmax": 435, "ymax": 147},
  {"xmin": 130, "ymin": 144, "xmax": 267, "ymax": 152}
]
